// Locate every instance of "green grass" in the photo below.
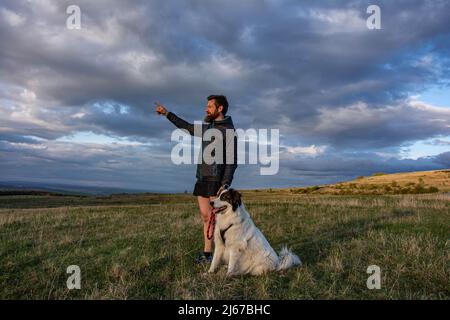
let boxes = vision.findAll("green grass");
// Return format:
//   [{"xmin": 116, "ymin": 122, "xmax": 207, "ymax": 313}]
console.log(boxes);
[{"xmin": 0, "ymin": 193, "xmax": 449, "ymax": 299}]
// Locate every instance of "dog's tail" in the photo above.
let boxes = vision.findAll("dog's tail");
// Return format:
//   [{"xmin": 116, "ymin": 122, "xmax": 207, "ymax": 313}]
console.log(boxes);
[{"xmin": 277, "ymin": 245, "xmax": 301, "ymax": 271}]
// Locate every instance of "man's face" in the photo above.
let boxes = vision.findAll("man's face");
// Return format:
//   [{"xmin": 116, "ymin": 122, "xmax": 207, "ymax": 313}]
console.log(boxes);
[{"xmin": 204, "ymin": 99, "xmax": 222, "ymax": 122}]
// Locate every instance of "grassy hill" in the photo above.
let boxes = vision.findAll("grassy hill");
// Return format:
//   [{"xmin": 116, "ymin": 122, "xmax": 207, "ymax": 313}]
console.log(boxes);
[
  {"xmin": 286, "ymin": 170, "xmax": 450, "ymax": 195},
  {"xmin": 0, "ymin": 170, "xmax": 449, "ymax": 299}
]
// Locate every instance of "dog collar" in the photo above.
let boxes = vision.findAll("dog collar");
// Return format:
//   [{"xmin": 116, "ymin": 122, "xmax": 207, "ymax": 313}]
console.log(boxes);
[{"xmin": 220, "ymin": 224, "xmax": 233, "ymax": 244}]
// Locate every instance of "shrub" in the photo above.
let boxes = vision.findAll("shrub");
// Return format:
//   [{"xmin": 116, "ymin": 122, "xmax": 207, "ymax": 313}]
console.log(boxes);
[
  {"xmin": 399, "ymin": 188, "xmax": 411, "ymax": 194},
  {"xmin": 418, "ymin": 177, "xmax": 425, "ymax": 186},
  {"xmin": 413, "ymin": 184, "xmax": 425, "ymax": 193}
]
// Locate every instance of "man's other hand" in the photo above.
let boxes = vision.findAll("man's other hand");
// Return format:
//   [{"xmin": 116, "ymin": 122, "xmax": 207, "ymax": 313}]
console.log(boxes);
[{"xmin": 155, "ymin": 102, "xmax": 168, "ymax": 116}]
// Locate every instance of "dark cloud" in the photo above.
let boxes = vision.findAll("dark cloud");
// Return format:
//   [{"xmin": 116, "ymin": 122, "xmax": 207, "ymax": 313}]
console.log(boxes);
[
  {"xmin": 1, "ymin": 136, "xmax": 447, "ymax": 192},
  {"xmin": 0, "ymin": 0, "xmax": 449, "ymax": 190},
  {"xmin": 433, "ymin": 152, "xmax": 450, "ymax": 167}
]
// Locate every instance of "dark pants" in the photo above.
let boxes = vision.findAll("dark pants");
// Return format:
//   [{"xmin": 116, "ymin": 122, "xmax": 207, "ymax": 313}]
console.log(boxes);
[{"xmin": 193, "ymin": 180, "xmax": 222, "ymax": 197}]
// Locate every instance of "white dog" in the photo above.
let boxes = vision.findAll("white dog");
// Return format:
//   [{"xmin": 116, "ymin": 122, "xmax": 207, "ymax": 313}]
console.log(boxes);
[{"xmin": 208, "ymin": 188, "xmax": 301, "ymax": 276}]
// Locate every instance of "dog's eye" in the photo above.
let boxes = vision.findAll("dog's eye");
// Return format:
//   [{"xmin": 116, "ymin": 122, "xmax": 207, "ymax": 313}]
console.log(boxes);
[{"xmin": 220, "ymin": 193, "xmax": 230, "ymax": 202}]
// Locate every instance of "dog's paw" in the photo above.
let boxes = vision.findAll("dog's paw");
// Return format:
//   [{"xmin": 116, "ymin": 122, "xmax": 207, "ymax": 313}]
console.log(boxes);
[{"xmin": 225, "ymin": 271, "xmax": 237, "ymax": 278}]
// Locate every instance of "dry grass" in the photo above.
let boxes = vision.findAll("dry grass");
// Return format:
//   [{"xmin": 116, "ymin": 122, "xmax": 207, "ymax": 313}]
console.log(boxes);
[
  {"xmin": 0, "ymin": 191, "xmax": 448, "ymax": 299},
  {"xmin": 275, "ymin": 170, "xmax": 450, "ymax": 195}
]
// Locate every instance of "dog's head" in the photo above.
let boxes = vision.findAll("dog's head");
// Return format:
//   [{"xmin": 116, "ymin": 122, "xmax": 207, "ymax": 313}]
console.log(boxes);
[{"xmin": 211, "ymin": 188, "xmax": 242, "ymax": 214}]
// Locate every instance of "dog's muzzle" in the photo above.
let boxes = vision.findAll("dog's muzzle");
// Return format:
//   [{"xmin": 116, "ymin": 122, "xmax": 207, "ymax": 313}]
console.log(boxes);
[{"xmin": 211, "ymin": 206, "xmax": 227, "ymax": 214}]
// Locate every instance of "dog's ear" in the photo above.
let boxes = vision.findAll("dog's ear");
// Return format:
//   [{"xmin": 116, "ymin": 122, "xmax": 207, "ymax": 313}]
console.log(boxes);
[{"xmin": 230, "ymin": 189, "xmax": 242, "ymax": 211}]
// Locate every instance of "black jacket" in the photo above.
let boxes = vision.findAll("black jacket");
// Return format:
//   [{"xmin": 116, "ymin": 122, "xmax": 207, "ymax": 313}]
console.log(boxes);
[{"xmin": 166, "ymin": 112, "xmax": 238, "ymax": 186}]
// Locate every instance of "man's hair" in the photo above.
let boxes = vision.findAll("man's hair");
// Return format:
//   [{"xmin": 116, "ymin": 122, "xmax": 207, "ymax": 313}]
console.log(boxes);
[{"xmin": 207, "ymin": 95, "xmax": 229, "ymax": 115}]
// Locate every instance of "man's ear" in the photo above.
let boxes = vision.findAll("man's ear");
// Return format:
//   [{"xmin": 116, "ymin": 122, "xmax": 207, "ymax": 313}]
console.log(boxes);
[
  {"xmin": 231, "ymin": 189, "xmax": 242, "ymax": 211},
  {"xmin": 217, "ymin": 105, "xmax": 223, "ymax": 114}
]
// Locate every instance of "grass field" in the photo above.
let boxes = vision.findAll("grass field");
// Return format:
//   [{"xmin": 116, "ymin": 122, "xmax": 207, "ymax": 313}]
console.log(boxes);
[{"xmin": 1, "ymin": 185, "xmax": 448, "ymax": 299}]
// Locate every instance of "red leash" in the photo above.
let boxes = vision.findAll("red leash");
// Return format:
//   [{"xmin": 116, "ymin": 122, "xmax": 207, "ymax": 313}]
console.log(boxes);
[{"xmin": 206, "ymin": 210, "xmax": 216, "ymax": 240}]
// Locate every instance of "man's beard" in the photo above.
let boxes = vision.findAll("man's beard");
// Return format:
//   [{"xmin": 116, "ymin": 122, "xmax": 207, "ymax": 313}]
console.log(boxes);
[{"xmin": 204, "ymin": 112, "xmax": 219, "ymax": 123}]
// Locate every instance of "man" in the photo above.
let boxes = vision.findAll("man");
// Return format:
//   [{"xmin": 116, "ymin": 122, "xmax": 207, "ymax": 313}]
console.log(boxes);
[{"xmin": 155, "ymin": 95, "xmax": 238, "ymax": 263}]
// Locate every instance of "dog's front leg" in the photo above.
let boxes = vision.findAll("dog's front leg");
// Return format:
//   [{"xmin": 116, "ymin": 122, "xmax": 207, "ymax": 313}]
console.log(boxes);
[
  {"xmin": 226, "ymin": 249, "xmax": 243, "ymax": 277},
  {"xmin": 208, "ymin": 236, "xmax": 224, "ymax": 273},
  {"xmin": 208, "ymin": 247, "xmax": 223, "ymax": 273}
]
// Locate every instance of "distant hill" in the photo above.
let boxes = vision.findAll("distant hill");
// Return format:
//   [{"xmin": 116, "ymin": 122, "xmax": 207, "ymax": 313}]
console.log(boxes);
[
  {"xmin": 0, "ymin": 181, "xmax": 151, "ymax": 196},
  {"xmin": 271, "ymin": 170, "xmax": 450, "ymax": 195}
]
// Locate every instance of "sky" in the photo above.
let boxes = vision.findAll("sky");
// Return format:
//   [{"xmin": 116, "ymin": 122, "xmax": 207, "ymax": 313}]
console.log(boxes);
[{"xmin": 0, "ymin": 0, "xmax": 449, "ymax": 192}]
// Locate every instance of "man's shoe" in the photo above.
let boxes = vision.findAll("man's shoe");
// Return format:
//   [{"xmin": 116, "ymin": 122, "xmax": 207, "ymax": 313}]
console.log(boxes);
[{"xmin": 194, "ymin": 253, "xmax": 213, "ymax": 264}]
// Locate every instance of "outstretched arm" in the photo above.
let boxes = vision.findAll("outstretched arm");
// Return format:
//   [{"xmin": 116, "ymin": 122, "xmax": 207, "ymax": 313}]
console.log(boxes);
[{"xmin": 155, "ymin": 102, "xmax": 202, "ymax": 137}]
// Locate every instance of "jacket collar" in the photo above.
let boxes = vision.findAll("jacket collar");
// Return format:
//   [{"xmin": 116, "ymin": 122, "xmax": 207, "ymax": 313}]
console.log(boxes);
[{"xmin": 208, "ymin": 115, "xmax": 233, "ymax": 126}]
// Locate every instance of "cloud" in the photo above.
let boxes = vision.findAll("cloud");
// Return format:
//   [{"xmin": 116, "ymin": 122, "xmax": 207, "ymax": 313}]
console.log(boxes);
[
  {"xmin": 433, "ymin": 152, "xmax": 450, "ymax": 167},
  {"xmin": 0, "ymin": 0, "xmax": 449, "ymax": 191},
  {"xmin": 427, "ymin": 139, "xmax": 450, "ymax": 146},
  {"xmin": 1, "ymin": 7, "xmax": 26, "ymax": 26},
  {"xmin": 302, "ymin": 99, "xmax": 450, "ymax": 148},
  {"xmin": 285, "ymin": 145, "xmax": 327, "ymax": 157}
]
